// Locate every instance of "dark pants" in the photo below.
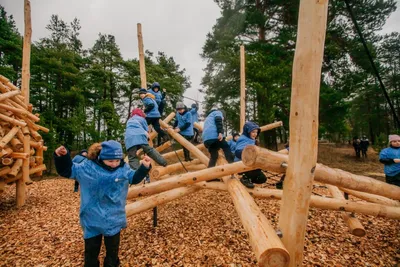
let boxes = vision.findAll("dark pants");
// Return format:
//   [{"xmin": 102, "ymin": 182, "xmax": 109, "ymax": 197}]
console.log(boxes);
[
  {"xmin": 158, "ymin": 101, "xmax": 165, "ymax": 117},
  {"xmin": 361, "ymin": 149, "xmax": 367, "ymax": 158},
  {"xmin": 192, "ymin": 128, "xmax": 201, "ymax": 144},
  {"xmin": 242, "ymin": 169, "xmax": 267, "ymax": 184},
  {"xmin": 74, "ymin": 180, "xmax": 79, "ymax": 191},
  {"xmin": 128, "ymin": 145, "xmax": 167, "ymax": 170},
  {"xmin": 146, "ymin": 117, "xmax": 166, "ymax": 139},
  {"xmin": 204, "ymin": 138, "xmax": 234, "ymax": 168},
  {"xmin": 181, "ymin": 135, "xmax": 193, "ymax": 161},
  {"xmin": 386, "ymin": 174, "xmax": 400, "ymax": 187},
  {"xmin": 354, "ymin": 147, "xmax": 360, "ymax": 158},
  {"xmin": 84, "ymin": 232, "xmax": 120, "ymax": 267}
]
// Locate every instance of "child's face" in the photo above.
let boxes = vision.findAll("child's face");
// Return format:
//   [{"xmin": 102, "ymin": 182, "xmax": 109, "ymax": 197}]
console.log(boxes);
[
  {"xmin": 250, "ymin": 129, "xmax": 258, "ymax": 140},
  {"xmin": 139, "ymin": 93, "xmax": 145, "ymax": 99},
  {"xmin": 153, "ymin": 87, "xmax": 159, "ymax": 92},
  {"xmin": 102, "ymin": 159, "xmax": 121, "ymax": 168},
  {"xmin": 391, "ymin": 140, "xmax": 400, "ymax": 148},
  {"xmin": 82, "ymin": 152, "xmax": 88, "ymax": 157},
  {"xmin": 177, "ymin": 108, "xmax": 184, "ymax": 114},
  {"xmin": 233, "ymin": 135, "xmax": 239, "ymax": 142}
]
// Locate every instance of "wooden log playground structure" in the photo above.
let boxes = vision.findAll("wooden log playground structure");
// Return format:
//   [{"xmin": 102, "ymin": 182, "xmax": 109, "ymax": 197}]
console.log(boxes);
[{"xmin": 127, "ymin": 1, "xmax": 400, "ymax": 266}]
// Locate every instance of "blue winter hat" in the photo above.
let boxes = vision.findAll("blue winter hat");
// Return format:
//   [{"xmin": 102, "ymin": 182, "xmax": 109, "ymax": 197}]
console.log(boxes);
[
  {"xmin": 139, "ymin": 88, "xmax": 147, "ymax": 95},
  {"xmin": 151, "ymin": 82, "xmax": 160, "ymax": 89},
  {"xmin": 99, "ymin": 140, "xmax": 123, "ymax": 160}
]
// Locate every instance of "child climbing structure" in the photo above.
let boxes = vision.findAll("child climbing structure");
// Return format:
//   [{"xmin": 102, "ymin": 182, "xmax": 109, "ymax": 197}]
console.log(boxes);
[{"xmin": 128, "ymin": 1, "xmax": 400, "ymax": 266}]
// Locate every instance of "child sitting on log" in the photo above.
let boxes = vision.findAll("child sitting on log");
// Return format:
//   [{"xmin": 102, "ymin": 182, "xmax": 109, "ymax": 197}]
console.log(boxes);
[
  {"xmin": 139, "ymin": 88, "xmax": 167, "ymax": 145},
  {"xmin": 54, "ymin": 140, "xmax": 151, "ymax": 267},
  {"xmin": 379, "ymin": 134, "xmax": 400, "ymax": 187},
  {"xmin": 202, "ymin": 104, "xmax": 234, "ymax": 169},
  {"xmin": 227, "ymin": 132, "xmax": 240, "ymax": 159},
  {"xmin": 125, "ymin": 108, "xmax": 167, "ymax": 170},
  {"xmin": 72, "ymin": 149, "xmax": 88, "ymax": 192},
  {"xmin": 234, "ymin": 121, "xmax": 267, "ymax": 189},
  {"xmin": 173, "ymin": 102, "xmax": 194, "ymax": 162}
]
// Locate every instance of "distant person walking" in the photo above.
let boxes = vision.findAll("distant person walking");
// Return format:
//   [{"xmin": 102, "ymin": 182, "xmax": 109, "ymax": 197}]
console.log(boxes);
[{"xmin": 360, "ymin": 135, "xmax": 370, "ymax": 158}]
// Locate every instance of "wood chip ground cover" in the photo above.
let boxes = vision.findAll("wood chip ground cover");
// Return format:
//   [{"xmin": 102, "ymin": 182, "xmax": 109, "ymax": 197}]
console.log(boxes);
[{"xmin": 0, "ymin": 145, "xmax": 399, "ymax": 266}]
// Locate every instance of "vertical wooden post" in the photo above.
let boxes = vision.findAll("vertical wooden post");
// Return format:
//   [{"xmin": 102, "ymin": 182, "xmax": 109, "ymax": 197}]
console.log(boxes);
[
  {"xmin": 21, "ymin": 0, "xmax": 32, "ymax": 105},
  {"xmin": 16, "ymin": 179, "xmax": 26, "ymax": 207},
  {"xmin": 277, "ymin": 0, "xmax": 329, "ymax": 266},
  {"xmin": 240, "ymin": 45, "xmax": 246, "ymax": 131},
  {"xmin": 137, "ymin": 23, "xmax": 147, "ymax": 89},
  {"xmin": 22, "ymin": 134, "xmax": 32, "ymax": 184}
]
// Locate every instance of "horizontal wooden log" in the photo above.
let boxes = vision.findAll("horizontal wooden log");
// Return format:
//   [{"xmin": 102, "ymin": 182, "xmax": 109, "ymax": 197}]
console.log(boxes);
[
  {"xmin": 126, "ymin": 185, "xmax": 201, "ymax": 217},
  {"xmin": 327, "ymin": 184, "xmax": 366, "ymax": 237},
  {"xmin": 242, "ymin": 146, "xmax": 400, "ymax": 200},
  {"xmin": 136, "ymin": 140, "xmax": 172, "ymax": 157},
  {"xmin": 150, "ymin": 159, "xmax": 201, "ymax": 179},
  {"xmin": 36, "ymin": 124, "xmax": 49, "ymax": 133},
  {"xmin": 340, "ymin": 188, "xmax": 400, "ymax": 207},
  {"xmin": 201, "ymin": 183, "xmax": 400, "ymax": 220},
  {"xmin": 0, "ymin": 90, "xmax": 21, "ymax": 102},
  {"xmin": 186, "ymin": 163, "xmax": 207, "ymax": 172},
  {"xmin": 29, "ymin": 140, "xmax": 44, "ymax": 149},
  {"xmin": 0, "ymin": 166, "xmax": 11, "ymax": 176},
  {"xmin": 10, "ymin": 152, "xmax": 29, "ymax": 159},
  {"xmin": 0, "ymin": 113, "xmax": 26, "ymax": 127},
  {"xmin": 9, "ymin": 159, "xmax": 23, "ymax": 177},
  {"xmin": 0, "ymin": 147, "xmax": 14, "ymax": 158},
  {"xmin": 127, "ymin": 161, "xmax": 255, "ymax": 199},
  {"xmin": 29, "ymin": 128, "xmax": 42, "ymax": 142},
  {"xmin": 5, "ymin": 164, "xmax": 46, "ymax": 183},
  {"xmin": 162, "ymin": 121, "xmax": 283, "ymax": 161},
  {"xmin": 0, "ymin": 103, "xmax": 39, "ymax": 122},
  {"xmin": 159, "ymin": 119, "xmax": 209, "ymax": 166}
]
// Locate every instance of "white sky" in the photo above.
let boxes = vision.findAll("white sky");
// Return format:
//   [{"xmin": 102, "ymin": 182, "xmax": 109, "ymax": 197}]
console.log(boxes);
[{"xmin": 1, "ymin": 0, "xmax": 399, "ymax": 110}]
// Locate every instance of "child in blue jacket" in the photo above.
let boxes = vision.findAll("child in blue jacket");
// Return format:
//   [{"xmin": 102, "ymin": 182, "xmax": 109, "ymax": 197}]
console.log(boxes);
[
  {"xmin": 72, "ymin": 149, "xmax": 88, "ymax": 192},
  {"xmin": 139, "ymin": 88, "xmax": 166, "ymax": 145},
  {"xmin": 202, "ymin": 105, "xmax": 233, "ymax": 168},
  {"xmin": 54, "ymin": 140, "xmax": 151, "ymax": 267},
  {"xmin": 173, "ymin": 102, "xmax": 194, "ymax": 161},
  {"xmin": 125, "ymin": 108, "xmax": 167, "ymax": 170},
  {"xmin": 190, "ymin": 102, "xmax": 201, "ymax": 144},
  {"xmin": 227, "ymin": 132, "xmax": 240, "ymax": 159},
  {"xmin": 379, "ymin": 134, "xmax": 400, "ymax": 187},
  {"xmin": 234, "ymin": 121, "xmax": 267, "ymax": 189},
  {"xmin": 148, "ymin": 82, "xmax": 166, "ymax": 117}
]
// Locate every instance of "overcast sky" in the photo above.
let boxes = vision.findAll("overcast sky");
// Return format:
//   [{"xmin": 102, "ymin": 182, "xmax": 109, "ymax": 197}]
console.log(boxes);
[{"xmin": 1, "ymin": 0, "xmax": 400, "ymax": 109}]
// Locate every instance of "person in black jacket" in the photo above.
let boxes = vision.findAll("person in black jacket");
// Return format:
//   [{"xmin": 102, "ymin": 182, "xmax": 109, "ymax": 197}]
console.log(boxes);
[{"xmin": 360, "ymin": 135, "xmax": 370, "ymax": 158}]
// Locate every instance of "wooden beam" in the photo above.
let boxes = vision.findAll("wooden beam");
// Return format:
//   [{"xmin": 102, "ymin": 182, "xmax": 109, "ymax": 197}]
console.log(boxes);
[
  {"xmin": 16, "ymin": 178, "xmax": 26, "ymax": 207},
  {"xmin": 147, "ymin": 112, "xmax": 175, "ymax": 141},
  {"xmin": 240, "ymin": 45, "xmax": 246, "ymax": 131},
  {"xmin": 23, "ymin": 134, "xmax": 32, "ymax": 183},
  {"xmin": 137, "ymin": 23, "xmax": 147, "ymax": 89},
  {"xmin": 159, "ymin": 119, "xmax": 209, "ymax": 165},
  {"xmin": 127, "ymin": 161, "xmax": 255, "ymax": 199},
  {"xmin": 21, "ymin": 0, "xmax": 32, "ymax": 105},
  {"xmin": 340, "ymin": 188, "xmax": 400, "ymax": 207},
  {"xmin": 0, "ymin": 91, "xmax": 21, "ymax": 102},
  {"xmin": 0, "ymin": 126, "xmax": 20, "ymax": 149},
  {"xmin": 150, "ymin": 159, "xmax": 201, "ymax": 180},
  {"xmin": 242, "ymin": 146, "xmax": 400, "ymax": 201},
  {"xmin": 326, "ymin": 185, "xmax": 366, "ymax": 237}
]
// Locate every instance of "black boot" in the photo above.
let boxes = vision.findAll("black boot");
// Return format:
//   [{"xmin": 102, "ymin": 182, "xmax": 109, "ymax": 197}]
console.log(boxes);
[{"xmin": 240, "ymin": 177, "xmax": 255, "ymax": 189}]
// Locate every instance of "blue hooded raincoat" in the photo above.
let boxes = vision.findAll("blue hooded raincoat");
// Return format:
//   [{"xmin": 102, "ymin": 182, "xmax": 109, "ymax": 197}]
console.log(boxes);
[{"xmin": 234, "ymin": 121, "xmax": 260, "ymax": 161}]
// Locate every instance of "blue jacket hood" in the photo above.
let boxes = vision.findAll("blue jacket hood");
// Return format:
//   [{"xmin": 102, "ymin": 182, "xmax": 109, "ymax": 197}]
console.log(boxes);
[{"xmin": 242, "ymin": 121, "xmax": 260, "ymax": 138}]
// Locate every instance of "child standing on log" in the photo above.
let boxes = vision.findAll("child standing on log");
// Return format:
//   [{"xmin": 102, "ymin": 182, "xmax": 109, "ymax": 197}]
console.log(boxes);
[
  {"xmin": 190, "ymin": 102, "xmax": 200, "ymax": 144},
  {"xmin": 72, "ymin": 149, "xmax": 88, "ymax": 192},
  {"xmin": 379, "ymin": 134, "xmax": 400, "ymax": 187},
  {"xmin": 148, "ymin": 82, "xmax": 166, "ymax": 117},
  {"xmin": 173, "ymin": 102, "xmax": 194, "ymax": 162},
  {"xmin": 125, "ymin": 108, "xmax": 167, "ymax": 170},
  {"xmin": 54, "ymin": 140, "xmax": 151, "ymax": 267},
  {"xmin": 139, "ymin": 88, "xmax": 167, "ymax": 145},
  {"xmin": 202, "ymin": 105, "xmax": 233, "ymax": 168},
  {"xmin": 234, "ymin": 121, "xmax": 267, "ymax": 189}
]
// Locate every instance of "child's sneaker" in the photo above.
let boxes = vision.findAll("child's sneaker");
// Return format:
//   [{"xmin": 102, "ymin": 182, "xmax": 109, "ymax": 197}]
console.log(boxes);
[
  {"xmin": 240, "ymin": 177, "xmax": 255, "ymax": 189},
  {"xmin": 145, "ymin": 175, "xmax": 151, "ymax": 183}
]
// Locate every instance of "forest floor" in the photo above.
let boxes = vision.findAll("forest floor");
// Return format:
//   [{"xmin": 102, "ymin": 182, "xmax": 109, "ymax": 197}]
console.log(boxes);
[{"xmin": 0, "ymin": 144, "xmax": 399, "ymax": 266}]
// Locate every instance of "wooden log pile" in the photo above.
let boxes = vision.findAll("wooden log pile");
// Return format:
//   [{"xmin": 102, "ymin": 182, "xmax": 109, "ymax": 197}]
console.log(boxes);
[{"xmin": 0, "ymin": 75, "xmax": 48, "ymax": 204}]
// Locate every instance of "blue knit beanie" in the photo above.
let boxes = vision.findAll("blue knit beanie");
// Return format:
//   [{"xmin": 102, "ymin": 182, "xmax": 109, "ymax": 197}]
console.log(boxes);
[
  {"xmin": 99, "ymin": 140, "xmax": 123, "ymax": 160},
  {"xmin": 139, "ymin": 88, "xmax": 147, "ymax": 95}
]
